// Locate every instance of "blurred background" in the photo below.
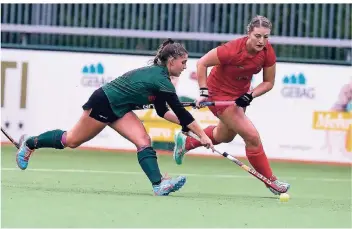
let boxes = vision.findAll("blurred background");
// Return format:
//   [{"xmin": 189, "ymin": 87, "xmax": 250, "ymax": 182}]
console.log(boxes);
[
  {"xmin": 1, "ymin": 3, "xmax": 351, "ymax": 65},
  {"xmin": 1, "ymin": 3, "xmax": 351, "ymax": 159},
  {"xmin": 1, "ymin": 4, "xmax": 352, "ymax": 228}
]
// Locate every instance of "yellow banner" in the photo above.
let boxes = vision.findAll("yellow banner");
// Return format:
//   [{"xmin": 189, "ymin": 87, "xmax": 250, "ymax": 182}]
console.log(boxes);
[
  {"xmin": 346, "ymin": 124, "xmax": 352, "ymax": 152},
  {"xmin": 134, "ymin": 107, "xmax": 219, "ymax": 142},
  {"xmin": 143, "ymin": 122, "xmax": 180, "ymax": 142},
  {"xmin": 312, "ymin": 111, "xmax": 352, "ymax": 131}
]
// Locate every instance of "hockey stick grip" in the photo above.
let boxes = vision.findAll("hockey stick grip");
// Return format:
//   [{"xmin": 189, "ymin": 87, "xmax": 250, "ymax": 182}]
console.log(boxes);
[{"xmin": 199, "ymin": 101, "xmax": 235, "ymax": 107}]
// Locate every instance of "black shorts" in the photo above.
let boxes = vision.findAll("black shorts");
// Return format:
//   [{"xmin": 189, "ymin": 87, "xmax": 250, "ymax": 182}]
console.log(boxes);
[{"xmin": 82, "ymin": 88, "xmax": 119, "ymax": 123}]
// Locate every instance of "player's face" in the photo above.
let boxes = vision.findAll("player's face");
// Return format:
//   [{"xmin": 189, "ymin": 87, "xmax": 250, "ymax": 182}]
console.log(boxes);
[
  {"xmin": 169, "ymin": 54, "xmax": 188, "ymax": 77},
  {"xmin": 248, "ymin": 27, "xmax": 271, "ymax": 52}
]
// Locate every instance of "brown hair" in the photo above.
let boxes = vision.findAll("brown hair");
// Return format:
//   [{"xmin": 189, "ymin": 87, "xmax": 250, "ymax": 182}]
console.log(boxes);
[
  {"xmin": 247, "ymin": 15, "xmax": 272, "ymax": 33},
  {"xmin": 153, "ymin": 38, "xmax": 188, "ymax": 65}
]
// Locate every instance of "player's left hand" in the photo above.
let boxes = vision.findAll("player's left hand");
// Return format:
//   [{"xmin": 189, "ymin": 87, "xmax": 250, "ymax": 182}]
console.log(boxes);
[
  {"xmin": 235, "ymin": 93, "xmax": 253, "ymax": 107},
  {"xmin": 194, "ymin": 96, "xmax": 208, "ymax": 109}
]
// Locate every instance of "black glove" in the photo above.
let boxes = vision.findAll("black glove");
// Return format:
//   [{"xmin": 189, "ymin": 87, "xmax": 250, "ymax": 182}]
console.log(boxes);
[{"xmin": 235, "ymin": 93, "xmax": 253, "ymax": 107}]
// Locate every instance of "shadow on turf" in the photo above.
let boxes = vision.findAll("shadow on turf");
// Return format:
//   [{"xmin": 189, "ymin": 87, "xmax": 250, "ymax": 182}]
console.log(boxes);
[{"xmin": 3, "ymin": 183, "xmax": 276, "ymax": 200}]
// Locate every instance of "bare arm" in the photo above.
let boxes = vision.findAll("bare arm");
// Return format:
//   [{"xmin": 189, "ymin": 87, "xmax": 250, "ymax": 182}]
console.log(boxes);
[
  {"xmin": 332, "ymin": 84, "xmax": 352, "ymax": 111},
  {"xmin": 196, "ymin": 48, "xmax": 221, "ymax": 88},
  {"xmin": 251, "ymin": 64, "xmax": 276, "ymax": 98}
]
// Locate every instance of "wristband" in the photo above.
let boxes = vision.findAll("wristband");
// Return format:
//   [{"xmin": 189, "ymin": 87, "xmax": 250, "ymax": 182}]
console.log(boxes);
[{"xmin": 199, "ymin": 88, "xmax": 209, "ymax": 97}]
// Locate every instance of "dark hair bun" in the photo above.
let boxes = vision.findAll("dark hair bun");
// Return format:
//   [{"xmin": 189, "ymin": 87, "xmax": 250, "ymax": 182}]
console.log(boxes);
[{"xmin": 162, "ymin": 38, "xmax": 174, "ymax": 46}]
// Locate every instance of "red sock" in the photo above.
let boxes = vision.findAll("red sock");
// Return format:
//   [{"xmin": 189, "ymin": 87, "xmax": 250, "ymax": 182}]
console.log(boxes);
[
  {"xmin": 185, "ymin": 125, "xmax": 220, "ymax": 151},
  {"xmin": 246, "ymin": 144, "xmax": 276, "ymax": 182}
]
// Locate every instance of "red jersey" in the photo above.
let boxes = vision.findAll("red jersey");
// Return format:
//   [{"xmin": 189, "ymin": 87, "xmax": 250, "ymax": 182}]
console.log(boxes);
[{"xmin": 207, "ymin": 36, "xmax": 276, "ymax": 97}]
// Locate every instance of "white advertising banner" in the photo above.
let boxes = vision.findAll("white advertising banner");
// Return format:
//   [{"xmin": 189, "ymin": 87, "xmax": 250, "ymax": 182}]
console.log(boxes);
[{"xmin": 1, "ymin": 49, "xmax": 351, "ymax": 164}]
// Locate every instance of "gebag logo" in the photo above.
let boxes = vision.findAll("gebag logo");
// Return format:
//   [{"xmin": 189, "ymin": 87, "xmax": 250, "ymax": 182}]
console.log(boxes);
[
  {"xmin": 81, "ymin": 63, "xmax": 113, "ymax": 87},
  {"xmin": 281, "ymin": 73, "xmax": 315, "ymax": 99}
]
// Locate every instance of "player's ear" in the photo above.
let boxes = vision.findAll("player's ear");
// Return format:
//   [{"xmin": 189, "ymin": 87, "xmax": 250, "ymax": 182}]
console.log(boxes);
[{"xmin": 168, "ymin": 57, "xmax": 175, "ymax": 66}]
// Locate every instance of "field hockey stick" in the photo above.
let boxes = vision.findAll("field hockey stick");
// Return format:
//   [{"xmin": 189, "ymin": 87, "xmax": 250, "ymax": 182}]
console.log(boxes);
[
  {"xmin": 1, "ymin": 127, "xmax": 20, "ymax": 149},
  {"xmin": 134, "ymin": 101, "xmax": 196, "ymax": 110},
  {"xmin": 197, "ymin": 101, "xmax": 236, "ymax": 107},
  {"xmin": 134, "ymin": 101, "xmax": 236, "ymax": 110},
  {"xmin": 186, "ymin": 131, "xmax": 288, "ymax": 194}
]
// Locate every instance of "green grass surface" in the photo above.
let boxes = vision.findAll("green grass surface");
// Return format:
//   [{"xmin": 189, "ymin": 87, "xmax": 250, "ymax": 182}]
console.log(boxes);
[{"xmin": 1, "ymin": 146, "xmax": 351, "ymax": 228}]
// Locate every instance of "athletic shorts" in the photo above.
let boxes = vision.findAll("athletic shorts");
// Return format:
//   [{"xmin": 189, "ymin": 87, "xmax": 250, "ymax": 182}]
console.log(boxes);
[
  {"xmin": 207, "ymin": 93, "xmax": 241, "ymax": 117},
  {"xmin": 82, "ymin": 88, "xmax": 119, "ymax": 123}
]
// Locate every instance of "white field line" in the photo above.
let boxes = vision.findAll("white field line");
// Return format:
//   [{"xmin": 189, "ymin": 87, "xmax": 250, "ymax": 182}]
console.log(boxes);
[{"xmin": 1, "ymin": 167, "xmax": 351, "ymax": 183}]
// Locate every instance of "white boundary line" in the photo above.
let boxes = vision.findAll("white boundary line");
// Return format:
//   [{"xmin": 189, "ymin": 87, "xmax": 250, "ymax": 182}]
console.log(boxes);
[{"xmin": 2, "ymin": 168, "xmax": 350, "ymax": 183}]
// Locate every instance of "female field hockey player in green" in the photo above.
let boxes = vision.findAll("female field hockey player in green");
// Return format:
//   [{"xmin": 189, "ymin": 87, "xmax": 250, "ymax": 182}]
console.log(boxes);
[{"xmin": 15, "ymin": 39, "xmax": 214, "ymax": 196}]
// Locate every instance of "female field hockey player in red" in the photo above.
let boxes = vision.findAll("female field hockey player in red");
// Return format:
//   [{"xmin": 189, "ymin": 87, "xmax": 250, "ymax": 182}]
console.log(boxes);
[
  {"xmin": 173, "ymin": 15, "xmax": 290, "ymax": 195},
  {"xmin": 15, "ymin": 39, "xmax": 213, "ymax": 196}
]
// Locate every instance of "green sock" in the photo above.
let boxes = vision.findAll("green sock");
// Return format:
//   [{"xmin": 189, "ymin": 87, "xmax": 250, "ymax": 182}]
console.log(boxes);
[
  {"xmin": 137, "ymin": 147, "xmax": 162, "ymax": 185},
  {"xmin": 26, "ymin": 129, "xmax": 66, "ymax": 150}
]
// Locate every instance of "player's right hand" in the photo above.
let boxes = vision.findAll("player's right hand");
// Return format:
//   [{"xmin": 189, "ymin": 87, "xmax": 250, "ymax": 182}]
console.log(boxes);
[
  {"xmin": 199, "ymin": 135, "xmax": 214, "ymax": 151},
  {"xmin": 195, "ymin": 87, "xmax": 209, "ymax": 109},
  {"xmin": 194, "ymin": 96, "xmax": 208, "ymax": 109}
]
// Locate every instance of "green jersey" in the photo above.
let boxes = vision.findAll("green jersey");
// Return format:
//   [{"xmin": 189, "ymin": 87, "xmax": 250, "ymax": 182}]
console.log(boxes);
[{"xmin": 102, "ymin": 65, "xmax": 175, "ymax": 117}]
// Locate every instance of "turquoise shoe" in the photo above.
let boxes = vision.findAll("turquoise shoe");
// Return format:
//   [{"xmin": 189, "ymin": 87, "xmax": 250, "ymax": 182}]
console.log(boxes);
[
  {"xmin": 153, "ymin": 175, "xmax": 186, "ymax": 196},
  {"xmin": 173, "ymin": 131, "xmax": 188, "ymax": 165},
  {"xmin": 16, "ymin": 135, "xmax": 35, "ymax": 170}
]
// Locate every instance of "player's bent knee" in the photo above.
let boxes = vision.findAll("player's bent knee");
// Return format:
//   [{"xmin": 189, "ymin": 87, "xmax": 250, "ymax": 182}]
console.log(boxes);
[
  {"xmin": 222, "ymin": 138, "xmax": 233, "ymax": 143},
  {"xmin": 222, "ymin": 134, "xmax": 235, "ymax": 143},
  {"xmin": 133, "ymin": 134, "xmax": 151, "ymax": 149},
  {"xmin": 244, "ymin": 133, "xmax": 261, "ymax": 148},
  {"xmin": 65, "ymin": 133, "xmax": 83, "ymax": 149},
  {"xmin": 214, "ymin": 125, "xmax": 236, "ymax": 143},
  {"xmin": 65, "ymin": 140, "xmax": 82, "ymax": 149}
]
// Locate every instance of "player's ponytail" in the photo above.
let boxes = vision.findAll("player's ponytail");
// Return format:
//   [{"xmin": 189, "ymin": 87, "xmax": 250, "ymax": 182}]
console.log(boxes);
[{"xmin": 151, "ymin": 38, "xmax": 187, "ymax": 66}]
